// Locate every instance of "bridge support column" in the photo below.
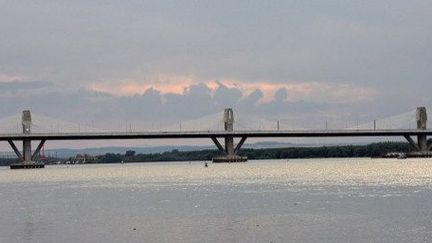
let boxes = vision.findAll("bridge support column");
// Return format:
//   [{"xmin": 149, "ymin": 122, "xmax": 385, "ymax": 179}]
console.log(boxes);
[
  {"xmin": 32, "ymin": 139, "xmax": 46, "ymax": 161},
  {"xmin": 225, "ymin": 136, "xmax": 234, "ymax": 156},
  {"xmin": 403, "ymin": 107, "xmax": 432, "ymax": 156},
  {"xmin": 23, "ymin": 139, "xmax": 32, "ymax": 163},
  {"xmin": 417, "ymin": 107, "xmax": 428, "ymax": 151},
  {"xmin": 404, "ymin": 135, "xmax": 420, "ymax": 151},
  {"xmin": 9, "ymin": 110, "xmax": 45, "ymax": 169},
  {"xmin": 212, "ymin": 109, "xmax": 247, "ymax": 163},
  {"xmin": 8, "ymin": 140, "xmax": 23, "ymax": 161}
]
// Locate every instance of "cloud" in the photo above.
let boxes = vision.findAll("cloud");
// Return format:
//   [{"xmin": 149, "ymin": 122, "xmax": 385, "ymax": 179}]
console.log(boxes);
[
  {"xmin": 239, "ymin": 89, "xmax": 263, "ymax": 108},
  {"xmin": 0, "ymin": 80, "xmax": 53, "ymax": 93},
  {"xmin": 0, "ymin": 74, "xmax": 27, "ymax": 82},
  {"xmin": 274, "ymin": 88, "xmax": 288, "ymax": 103},
  {"xmin": 2, "ymin": 1, "xmax": 431, "ymax": 92},
  {"xmin": 89, "ymin": 74, "xmax": 197, "ymax": 96},
  {"xmin": 87, "ymin": 78, "xmax": 378, "ymax": 104},
  {"xmin": 212, "ymin": 81, "xmax": 243, "ymax": 107}
]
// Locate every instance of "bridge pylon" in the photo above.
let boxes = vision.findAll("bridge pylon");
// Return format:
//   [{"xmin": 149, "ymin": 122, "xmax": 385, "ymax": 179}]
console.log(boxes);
[
  {"xmin": 404, "ymin": 107, "xmax": 432, "ymax": 155},
  {"xmin": 9, "ymin": 110, "xmax": 45, "ymax": 169},
  {"xmin": 211, "ymin": 108, "xmax": 247, "ymax": 163}
]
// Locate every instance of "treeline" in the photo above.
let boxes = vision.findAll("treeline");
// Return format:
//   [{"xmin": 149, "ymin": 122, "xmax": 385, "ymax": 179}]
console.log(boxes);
[
  {"xmin": 0, "ymin": 158, "xmax": 18, "ymax": 167},
  {"xmin": 241, "ymin": 142, "xmax": 411, "ymax": 159},
  {"xmin": 0, "ymin": 142, "xmax": 413, "ymax": 166},
  {"xmin": 95, "ymin": 142, "xmax": 412, "ymax": 163}
]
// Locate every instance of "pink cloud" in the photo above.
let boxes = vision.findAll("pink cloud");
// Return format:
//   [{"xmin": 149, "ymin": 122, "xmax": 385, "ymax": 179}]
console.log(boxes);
[
  {"xmin": 89, "ymin": 74, "xmax": 197, "ymax": 96},
  {"xmin": 89, "ymin": 77, "xmax": 378, "ymax": 104},
  {"xmin": 0, "ymin": 73, "xmax": 27, "ymax": 82}
]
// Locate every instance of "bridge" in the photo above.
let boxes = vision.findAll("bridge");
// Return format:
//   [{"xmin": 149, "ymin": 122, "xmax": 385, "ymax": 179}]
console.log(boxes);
[{"xmin": 2, "ymin": 107, "xmax": 432, "ymax": 168}]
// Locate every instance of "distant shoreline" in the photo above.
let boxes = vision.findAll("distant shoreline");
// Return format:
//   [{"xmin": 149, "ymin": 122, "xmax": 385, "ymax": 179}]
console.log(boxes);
[{"xmin": 0, "ymin": 141, "xmax": 412, "ymax": 167}]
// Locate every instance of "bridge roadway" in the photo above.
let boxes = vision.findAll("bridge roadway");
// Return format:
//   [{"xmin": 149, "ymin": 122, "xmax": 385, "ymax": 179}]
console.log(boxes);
[{"xmin": 1, "ymin": 129, "xmax": 432, "ymax": 141}]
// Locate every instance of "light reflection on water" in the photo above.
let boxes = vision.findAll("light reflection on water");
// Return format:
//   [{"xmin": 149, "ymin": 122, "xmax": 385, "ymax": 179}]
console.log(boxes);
[
  {"xmin": 1, "ymin": 158, "xmax": 432, "ymax": 187},
  {"xmin": 1, "ymin": 158, "xmax": 432, "ymax": 243}
]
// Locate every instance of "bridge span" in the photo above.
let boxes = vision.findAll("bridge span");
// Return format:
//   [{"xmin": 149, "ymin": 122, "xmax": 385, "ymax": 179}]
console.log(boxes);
[
  {"xmin": 3, "ymin": 107, "xmax": 432, "ymax": 168},
  {"xmin": 2, "ymin": 129, "xmax": 432, "ymax": 140}
]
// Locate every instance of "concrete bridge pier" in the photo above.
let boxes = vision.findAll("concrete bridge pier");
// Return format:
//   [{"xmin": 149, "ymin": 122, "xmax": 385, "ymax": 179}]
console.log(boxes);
[
  {"xmin": 404, "ymin": 107, "xmax": 432, "ymax": 155},
  {"xmin": 22, "ymin": 139, "xmax": 32, "ymax": 162},
  {"xmin": 9, "ymin": 110, "xmax": 45, "ymax": 169},
  {"xmin": 212, "ymin": 108, "xmax": 247, "ymax": 163}
]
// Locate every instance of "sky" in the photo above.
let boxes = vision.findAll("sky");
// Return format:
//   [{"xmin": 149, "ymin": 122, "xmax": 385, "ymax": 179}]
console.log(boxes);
[{"xmin": 1, "ymin": 0, "xmax": 432, "ymax": 132}]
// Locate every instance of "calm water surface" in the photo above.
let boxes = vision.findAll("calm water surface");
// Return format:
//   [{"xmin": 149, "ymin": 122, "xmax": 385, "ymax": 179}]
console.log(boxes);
[{"xmin": 1, "ymin": 158, "xmax": 432, "ymax": 243}]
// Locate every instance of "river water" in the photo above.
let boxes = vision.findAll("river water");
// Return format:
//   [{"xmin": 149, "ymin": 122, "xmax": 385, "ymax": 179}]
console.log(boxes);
[{"xmin": 1, "ymin": 158, "xmax": 432, "ymax": 243}]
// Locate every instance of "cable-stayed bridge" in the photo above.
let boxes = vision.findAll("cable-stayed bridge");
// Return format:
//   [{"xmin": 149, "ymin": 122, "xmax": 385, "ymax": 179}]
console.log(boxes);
[
  {"xmin": 1, "ymin": 107, "xmax": 432, "ymax": 169},
  {"xmin": 0, "ymin": 107, "xmax": 428, "ymax": 134}
]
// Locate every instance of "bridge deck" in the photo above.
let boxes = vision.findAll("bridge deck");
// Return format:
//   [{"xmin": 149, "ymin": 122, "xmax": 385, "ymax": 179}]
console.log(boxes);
[{"xmin": 0, "ymin": 129, "xmax": 431, "ymax": 141}]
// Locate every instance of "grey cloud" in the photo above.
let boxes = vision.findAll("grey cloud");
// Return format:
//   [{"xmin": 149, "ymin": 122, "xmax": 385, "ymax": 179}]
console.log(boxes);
[
  {"xmin": 0, "ymin": 81, "xmax": 360, "ymax": 131},
  {"xmin": 185, "ymin": 83, "xmax": 212, "ymax": 99},
  {"xmin": 274, "ymin": 88, "xmax": 287, "ymax": 103},
  {"xmin": 238, "ymin": 89, "xmax": 263, "ymax": 111},
  {"xmin": 0, "ymin": 80, "xmax": 53, "ymax": 93},
  {"xmin": 213, "ymin": 81, "xmax": 243, "ymax": 108}
]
